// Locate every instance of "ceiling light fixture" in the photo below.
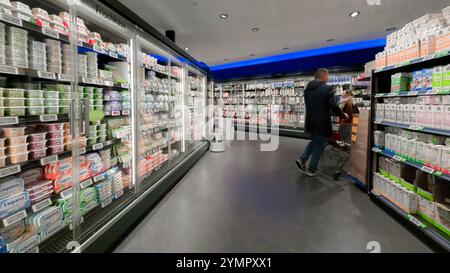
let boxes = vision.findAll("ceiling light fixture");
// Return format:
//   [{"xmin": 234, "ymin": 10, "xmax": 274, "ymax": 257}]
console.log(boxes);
[
  {"xmin": 224, "ymin": 59, "xmax": 229, "ymax": 61},
  {"xmin": 185, "ymin": 47, "xmax": 189, "ymax": 51},
  {"xmin": 219, "ymin": 13, "xmax": 228, "ymax": 19},
  {"xmin": 386, "ymin": 27, "xmax": 397, "ymax": 31},
  {"xmin": 250, "ymin": 53, "xmax": 256, "ymax": 56},
  {"xmin": 326, "ymin": 39, "xmax": 335, "ymax": 42},
  {"xmin": 251, "ymin": 27, "xmax": 260, "ymax": 32},
  {"xmin": 349, "ymin": 11, "xmax": 360, "ymax": 17},
  {"xmin": 283, "ymin": 47, "xmax": 289, "ymax": 50}
]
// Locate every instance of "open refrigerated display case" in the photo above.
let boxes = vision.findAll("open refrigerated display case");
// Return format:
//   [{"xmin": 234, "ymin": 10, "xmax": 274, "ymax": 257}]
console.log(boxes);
[{"xmin": 0, "ymin": 0, "xmax": 209, "ymax": 253}]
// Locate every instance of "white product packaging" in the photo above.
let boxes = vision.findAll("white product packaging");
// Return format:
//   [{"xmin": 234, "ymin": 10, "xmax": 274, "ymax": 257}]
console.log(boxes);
[
  {"xmin": 432, "ymin": 105, "xmax": 444, "ymax": 129},
  {"xmin": 374, "ymin": 131, "xmax": 385, "ymax": 148},
  {"xmin": 403, "ymin": 190, "xmax": 418, "ymax": 214},
  {"xmin": 390, "ymin": 104, "xmax": 397, "ymax": 122},
  {"xmin": 418, "ymin": 195, "xmax": 436, "ymax": 221},
  {"xmin": 416, "ymin": 141, "xmax": 426, "ymax": 161},
  {"xmin": 396, "ymin": 104, "xmax": 404, "ymax": 124},
  {"xmin": 407, "ymin": 139, "xmax": 417, "ymax": 159},
  {"xmin": 430, "ymin": 145, "xmax": 444, "ymax": 167},
  {"xmin": 385, "ymin": 134, "xmax": 391, "ymax": 151},
  {"xmin": 441, "ymin": 147, "xmax": 450, "ymax": 172},
  {"xmin": 400, "ymin": 137, "xmax": 409, "ymax": 156},
  {"xmin": 416, "ymin": 105, "xmax": 426, "ymax": 126},
  {"xmin": 432, "ymin": 66, "xmax": 443, "ymax": 92},
  {"xmin": 392, "ymin": 135, "xmax": 401, "ymax": 153},
  {"xmin": 402, "ymin": 104, "xmax": 410, "ymax": 124},
  {"xmin": 409, "ymin": 104, "xmax": 418, "ymax": 125},
  {"xmin": 425, "ymin": 105, "xmax": 434, "ymax": 127},
  {"xmin": 376, "ymin": 103, "xmax": 385, "ymax": 121},
  {"xmin": 443, "ymin": 105, "xmax": 450, "ymax": 129}
]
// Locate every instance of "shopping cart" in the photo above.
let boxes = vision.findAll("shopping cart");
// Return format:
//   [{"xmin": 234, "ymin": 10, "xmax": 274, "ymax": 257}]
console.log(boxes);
[{"xmin": 324, "ymin": 122, "xmax": 352, "ymax": 180}]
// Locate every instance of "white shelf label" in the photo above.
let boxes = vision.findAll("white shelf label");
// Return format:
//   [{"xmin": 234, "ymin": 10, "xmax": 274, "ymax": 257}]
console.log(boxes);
[
  {"xmin": 93, "ymin": 45, "xmax": 102, "ymax": 53},
  {"xmin": 375, "ymin": 94, "xmax": 384, "ymax": 98},
  {"xmin": 0, "ymin": 116, "xmax": 19, "ymax": 126},
  {"xmin": 82, "ymin": 78, "xmax": 95, "ymax": 85},
  {"xmin": 122, "ymin": 110, "xmax": 130, "ymax": 115},
  {"xmin": 421, "ymin": 165, "xmax": 435, "ymax": 174},
  {"xmin": 0, "ymin": 13, "xmax": 22, "ymax": 27},
  {"xmin": 374, "ymin": 120, "xmax": 382, "ymax": 124},
  {"xmin": 92, "ymin": 143, "xmax": 104, "ymax": 151},
  {"xmin": 121, "ymin": 83, "xmax": 129, "ymax": 89},
  {"xmin": 101, "ymin": 198, "xmax": 111, "ymax": 208},
  {"xmin": 79, "ymin": 147, "xmax": 86, "ymax": 155},
  {"xmin": 427, "ymin": 90, "xmax": 438, "ymax": 95},
  {"xmin": 409, "ymin": 125, "xmax": 424, "ymax": 131},
  {"xmin": 393, "ymin": 155, "xmax": 405, "ymax": 162},
  {"xmin": 109, "ymin": 51, "xmax": 118, "ymax": 59},
  {"xmin": 40, "ymin": 155, "xmax": 58, "ymax": 166},
  {"xmin": 80, "ymin": 179, "xmax": 93, "ymax": 189},
  {"xmin": 60, "ymin": 188, "xmax": 73, "ymax": 199},
  {"xmin": 93, "ymin": 173, "xmax": 105, "ymax": 183},
  {"xmin": 3, "ymin": 210, "xmax": 26, "ymax": 227},
  {"xmin": 0, "ymin": 165, "xmax": 21, "ymax": 178},
  {"xmin": 94, "ymin": 79, "xmax": 104, "ymax": 86},
  {"xmin": 39, "ymin": 114, "xmax": 58, "ymax": 122},
  {"xmin": 0, "ymin": 64, "xmax": 19, "ymax": 75},
  {"xmin": 37, "ymin": 71, "xmax": 56, "ymax": 80},
  {"xmin": 42, "ymin": 27, "xmax": 59, "ymax": 39},
  {"xmin": 111, "ymin": 110, "xmax": 120, "ymax": 116},
  {"xmin": 58, "ymin": 73, "xmax": 71, "ymax": 82},
  {"xmin": 409, "ymin": 215, "xmax": 424, "ymax": 227},
  {"xmin": 31, "ymin": 198, "xmax": 52, "ymax": 213},
  {"xmin": 104, "ymin": 80, "xmax": 113, "ymax": 87},
  {"xmin": 372, "ymin": 147, "xmax": 382, "ymax": 153},
  {"xmin": 409, "ymin": 91, "xmax": 419, "ymax": 96},
  {"xmin": 388, "ymin": 93, "xmax": 397, "ymax": 97},
  {"xmin": 106, "ymin": 168, "xmax": 117, "ymax": 176}
]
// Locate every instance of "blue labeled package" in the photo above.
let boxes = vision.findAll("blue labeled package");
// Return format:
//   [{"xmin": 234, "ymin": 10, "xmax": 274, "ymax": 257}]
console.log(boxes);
[
  {"xmin": 0, "ymin": 219, "xmax": 25, "ymax": 243},
  {"xmin": 27, "ymin": 206, "xmax": 63, "ymax": 232},
  {"xmin": 0, "ymin": 192, "xmax": 30, "ymax": 219},
  {"xmin": 0, "ymin": 236, "xmax": 4, "ymax": 247},
  {"xmin": 0, "ymin": 176, "xmax": 24, "ymax": 200},
  {"xmin": 80, "ymin": 188, "xmax": 97, "ymax": 203},
  {"xmin": 422, "ymin": 68, "xmax": 433, "ymax": 91},
  {"xmin": 9, "ymin": 234, "xmax": 40, "ymax": 253},
  {"xmin": 412, "ymin": 70, "xmax": 423, "ymax": 91}
]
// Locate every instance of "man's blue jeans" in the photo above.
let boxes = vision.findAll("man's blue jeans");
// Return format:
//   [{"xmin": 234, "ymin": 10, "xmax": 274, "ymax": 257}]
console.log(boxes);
[{"xmin": 300, "ymin": 135, "xmax": 329, "ymax": 172}]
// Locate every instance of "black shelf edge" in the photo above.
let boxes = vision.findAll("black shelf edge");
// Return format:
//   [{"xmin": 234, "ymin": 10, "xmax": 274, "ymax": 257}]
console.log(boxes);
[{"xmin": 371, "ymin": 193, "xmax": 450, "ymax": 252}]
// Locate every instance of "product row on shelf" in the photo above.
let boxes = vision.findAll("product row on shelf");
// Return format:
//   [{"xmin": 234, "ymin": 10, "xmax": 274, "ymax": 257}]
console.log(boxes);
[
  {"xmin": 0, "ymin": 0, "xmax": 208, "ymax": 254},
  {"xmin": 214, "ymin": 73, "xmax": 366, "ymax": 131},
  {"xmin": 370, "ymin": 10, "xmax": 450, "ymax": 249}
]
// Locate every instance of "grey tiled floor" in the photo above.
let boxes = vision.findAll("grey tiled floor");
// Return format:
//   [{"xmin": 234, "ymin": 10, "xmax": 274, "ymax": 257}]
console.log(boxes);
[{"xmin": 115, "ymin": 136, "xmax": 432, "ymax": 253}]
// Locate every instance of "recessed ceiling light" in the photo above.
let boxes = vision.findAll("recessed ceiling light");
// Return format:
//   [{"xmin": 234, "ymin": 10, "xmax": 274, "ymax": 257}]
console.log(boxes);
[
  {"xmin": 185, "ymin": 47, "xmax": 189, "ymax": 51},
  {"xmin": 250, "ymin": 53, "xmax": 255, "ymax": 56},
  {"xmin": 219, "ymin": 13, "xmax": 228, "ymax": 19},
  {"xmin": 283, "ymin": 47, "xmax": 289, "ymax": 50},
  {"xmin": 349, "ymin": 11, "xmax": 360, "ymax": 17},
  {"xmin": 251, "ymin": 27, "xmax": 260, "ymax": 32},
  {"xmin": 326, "ymin": 39, "xmax": 335, "ymax": 42},
  {"xmin": 224, "ymin": 59, "xmax": 229, "ymax": 61},
  {"xmin": 386, "ymin": 27, "xmax": 397, "ymax": 31}
]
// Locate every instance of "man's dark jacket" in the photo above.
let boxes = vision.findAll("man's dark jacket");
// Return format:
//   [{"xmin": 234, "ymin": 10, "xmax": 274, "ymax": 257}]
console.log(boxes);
[{"xmin": 304, "ymin": 80, "xmax": 346, "ymax": 137}]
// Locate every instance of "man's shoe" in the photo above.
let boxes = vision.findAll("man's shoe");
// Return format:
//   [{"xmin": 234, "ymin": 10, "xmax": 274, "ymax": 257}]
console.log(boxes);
[
  {"xmin": 296, "ymin": 159, "xmax": 306, "ymax": 172},
  {"xmin": 306, "ymin": 169, "xmax": 318, "ymax": 177}
]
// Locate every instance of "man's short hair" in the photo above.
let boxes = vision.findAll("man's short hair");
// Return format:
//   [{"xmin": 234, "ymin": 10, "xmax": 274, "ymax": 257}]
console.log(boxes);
[{"xmin": 314, "ymin": 68, "xmax": 329, "ymax": 80}]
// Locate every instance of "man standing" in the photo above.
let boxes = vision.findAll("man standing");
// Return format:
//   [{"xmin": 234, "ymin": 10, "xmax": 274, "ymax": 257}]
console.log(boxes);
[{"xmin": 296, "ymin": 68, "xmax": 348, "ymax": 177}]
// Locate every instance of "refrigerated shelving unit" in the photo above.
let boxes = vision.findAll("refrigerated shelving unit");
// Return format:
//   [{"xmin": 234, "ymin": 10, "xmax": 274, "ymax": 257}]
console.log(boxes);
[
  {"xmin": 369, "ymin": 49, "xmax": 450, "ymax": 252},
  {"xmin": 0, "ymin": 0, "xmax": 209, "ymax": 253}
]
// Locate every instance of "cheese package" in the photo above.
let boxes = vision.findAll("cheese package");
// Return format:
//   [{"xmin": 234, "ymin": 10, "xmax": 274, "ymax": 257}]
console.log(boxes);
[
  {"xmin": 0, "ymin": 192, "xmax": 30, "ymax": 219},
  {"xmin": 0, "ymin": 176, "xmax": 24, "ymax": 200},
  {"xmin": 53, "ymin": 174, "xmax": 72, "ymax": 194},
  {"xmin": 0, "ymin": 219, "xmax": 25, "ymax": 243}
]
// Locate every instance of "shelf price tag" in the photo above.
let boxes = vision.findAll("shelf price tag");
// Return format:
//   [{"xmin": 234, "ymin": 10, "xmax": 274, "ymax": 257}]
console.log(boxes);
[
  {"xmin": 93, "ymin": 173, "xmax": 105, "ymax": 183},
  {"xmin": 111, "ymin": 110, "xmax": 120, "ymax": 116},
  {"xmin": 421, "ymin": 165, "xmax": 435, "ymax": 174},
  {"xmin": 109, "ymin": 51, "xmax": 118, "ymax": 59},
  {"xmin": 0, "ymin": 116, "xmax": 19, "ymax": 126},
  {"xmin": 39, "ymin": 114, "xmax": 58, "ymax": 122},
  {"xmin": 375, "ymin": 93, "xmax": 385, "ymax": 98},
  {"xmin": 372, "ymin": 147, "xmax": 382, "ymax": 153},
  {"xmin": 393, "ymin": 155, "xmax": 405, "ymax": 162},
  {"xmin": 41, "ymin": 28, "xmax": 59, "ymax": 39},
  {"xmin": 37, "ymin": 71, "xmax": 56, "ymax": 80},
  {"xmin": 58, "ymin": 73, "xmax": 71, "ymax": 82},
  {"xmin": 0, "ymin": 13, "xmax": 22, "ymax": 27},
  {"xmin": 103, "ymin": 80, "xmax": 113, "ymax": 87},
  {"xmin": 79, "ymin": 147, "xmax": 86, "ymax": 155},
  {"xmin": 92, "ymin": 143, "xmax": 104, "ymax": 151},
  {"xmin": 374, "ymin": 120, "xmax": 382, "ymax": 124},
  {"xmin": 3, "ymin": 210, "xmax": 27, "ymax": 227},
  {"xmin": 122, "ymin": 110, "xmax": 130, "ymax": 115},
  {"xmin": 40, "ymin": 155, "xmax": 58, "ymax": 166},
  {"xmin": 31, "ymin": 198, "xmax": 52, "ymax": 213},
  {"xmin": 93, "ymin": 45, "xmax": 103, "ymax": 53},
  {"xmin": 408, "ymin": 215, "xmax": 427, "ymax": 228},
  {"xmin": 408, "ymin": 125, "xmax": 424, "ymax": 131},
  {"xmin": 0, "ymin": 165, "xmax": 21, "ymax": 178},
  {"xmin": 409, "ymin": 91, "xmax": 419, "ymax": 96},
  {"xmin": 60, "ymin": 188, "xmax": 73, "ymax": 199},
  {"xmin": 82, "ymin": 78, "xmax": 95, "ymax": 85},
  {"xmin": 427, "ymin": 90, "xmax": 438, "ymax": 95},
  {"xmin": 0, "ymin": 64, "xmax": 19, "ymax": 75},
  {"xmin": 387, "ymin": 93, "xmax": 397, "ymax": 97},
  {"xmin": 94, "ymin": 79, "xmax": 104, "ymax": 86},
  {"xmin": 80, "ymin": 179, "xmax": 93, "ymax": 189},
  {"xmin": 121, "ymin": 83, "xmax": 129, "ymax": 89}
]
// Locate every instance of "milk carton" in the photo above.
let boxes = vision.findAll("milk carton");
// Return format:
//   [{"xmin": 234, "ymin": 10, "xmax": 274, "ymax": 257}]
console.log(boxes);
[
  {"xmin": 416, "ymin": 105, "xmax": 427, "ymax": 126},
  {"xmin": 402, "ymin": 104, "xmax": 410, "ymax": 124},
  {"xmin": 407, "ymin": 139, "xmax": 417, "ymax": 159},
  {"xmin": 432, "ymin": 105, "xmax": 444, "ymax": 129},
  {"xmin": 432, "ymin": 66, "xmax": 443, "ymax": 91},
  {"xmin": 409, "ymin": 104, "xmax": 418, "ymax": 125},
  {"xmin": 443, "ymin": 64, "xmax": 450, "ymax": 91},
  {"xmin": 396, "ymin": 104, "xmax": 404, "ymax": 123},
  {"xmin": 411, "ymin": 70, "xmax": 423, "ymax": 91},
  {"xmin": 420, "ymin": 35, "xmax": 436, "ymax": 58},
  {"xmin": 435, "ymin": 28, "xmax": 446, "ymax": 53},
  {"xmin": 441, "ymin": 147, "xmax": 450, "ymax": 172},
  {"xmin": 443, "ymin": 105, "xmax": 450, "ymax": 129},
  {"xmin": 422, "ymin": 68, "xmax": 434, "ymax": 91},
  {"xmin": 425, "ymin": 105, "xmax": 434, "ymax": 127},
  {"xmin": 376, "ymin": 103, "xmax": 385, "ymax": 120}
]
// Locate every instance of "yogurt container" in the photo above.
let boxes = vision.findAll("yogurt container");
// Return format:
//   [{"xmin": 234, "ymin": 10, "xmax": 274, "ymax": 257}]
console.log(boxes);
[
  {"xmin": 19, "ymin": 168, "xmax": 42, "ymax": 185},
  {"xmin": 24, "ymin": 90, "xmax": 43, "ymax": 99},
  {"xmin": 47, "ymin": 130, "xmax": 64, "ymax": 139},
  {"xmin": 6, "ymin": 144, "xmax": 28, "ymax": 155},
  {"xmin": 47, "ymin": 138, "xmax": 63, "ymax": 146},
  {"xmin": 6, "ymin": 136, "xmax": 27, "ymax": 146},
  {"xmin": 45, "ymin": 123, "xmax": 64, "ymax": 132},
  {"xmin": 26, "ymin": 106, "xmax": 44, "ymax": 116},
  {"xmin": 2, "ymin": 127, "xmax": 26, "ymax": 137},
  {"xmin": 47, "ymin": 145, "xmax": 63, "ymax": 155},
  {"xmin": 28, "ymin": 141, "xmax": 46, "ymax": 150},
  {"xmin": 25, "ymin": 180, "xmax": 52, "ymax": 195},
  {"xmin": 7, "ymin": 152, "xmax": 28, "ymax": 164},
  {"xmin": 28, "ymin": 133, "xmax": 46, "ymax": 143},
  {"xmin": 29, "ymin": 148, "xmax": 47, "ymax": 160}
]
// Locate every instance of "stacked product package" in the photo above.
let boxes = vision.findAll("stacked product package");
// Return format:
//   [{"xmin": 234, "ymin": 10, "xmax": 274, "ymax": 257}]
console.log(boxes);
[
  {"xmin": 0, "ymin": 23, "xmax": 5, "ymax": 65},
  {"xmin": 86, "ymin": 52, "xmax": 98, "ymax": 79},
  {"xmin": 61, "ymin": 44, "xmax": 72, "ymax": 75},
  {"xmin": 78, "ymin": 54, "xmax": 87, "ymax": 78},
  {"xmin": 45, "ymin": 39, "xmax": 62, "ymax": 74},
  {"xmin": 6, "ymin": 26, "xmax": 28, "ymax": 68},
  {"xmin": 375, "ymin": 6, "xmax": 450, "ymax": 70},
  {"xmin": 29, "ymin": 41, "xmax": 47, "ymax": 71}
]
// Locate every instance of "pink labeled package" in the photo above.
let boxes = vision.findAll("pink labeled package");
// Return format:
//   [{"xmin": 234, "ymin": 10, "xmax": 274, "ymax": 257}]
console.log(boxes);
[{"xmin": 19, "ymin": 168, "xmax": 43, "ymax": 185}]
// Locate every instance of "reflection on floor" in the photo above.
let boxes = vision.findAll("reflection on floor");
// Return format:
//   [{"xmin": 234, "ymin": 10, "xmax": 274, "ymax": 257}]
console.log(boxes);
[{"xmin": 115, "ymin": 136, "xmax": 432, "ymax": 253}]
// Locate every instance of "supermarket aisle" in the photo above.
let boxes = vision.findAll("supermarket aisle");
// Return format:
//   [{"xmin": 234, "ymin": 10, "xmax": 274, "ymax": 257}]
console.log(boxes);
[{"xmin": 115, "ymin": 136, "xmax": 432, "ymax": 253}]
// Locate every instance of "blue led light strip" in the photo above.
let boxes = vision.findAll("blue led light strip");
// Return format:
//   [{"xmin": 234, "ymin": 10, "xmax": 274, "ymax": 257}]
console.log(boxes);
[{"xmin": 210, "ymin": 38, "xmax": 386, "ymax": 71}]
